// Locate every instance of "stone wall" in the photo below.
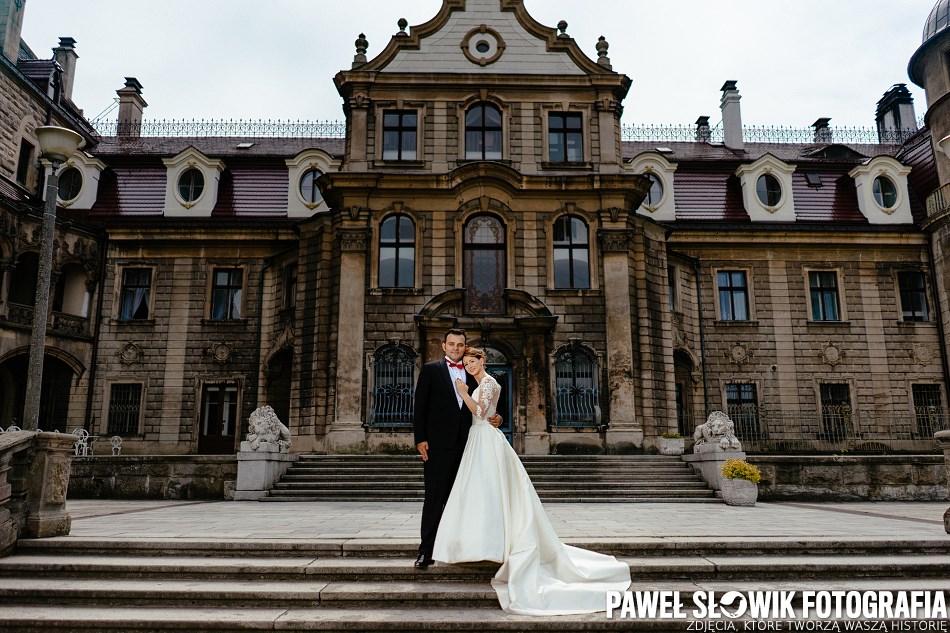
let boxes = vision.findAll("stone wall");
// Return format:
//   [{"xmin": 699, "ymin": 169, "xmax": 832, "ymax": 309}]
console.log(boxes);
[
  {"xmin": 68, "ymin": 456, "xmax": 236, "ymax": 500},
  {"xmin": 749, "ymin": 455, "xmax": 948, "ymax": 501}
]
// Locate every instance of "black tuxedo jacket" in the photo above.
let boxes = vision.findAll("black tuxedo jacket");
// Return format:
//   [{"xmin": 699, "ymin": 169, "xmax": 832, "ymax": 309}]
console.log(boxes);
[{"xmin": 413, "ymin": 359, "xmax": 478, "ymax": 451}]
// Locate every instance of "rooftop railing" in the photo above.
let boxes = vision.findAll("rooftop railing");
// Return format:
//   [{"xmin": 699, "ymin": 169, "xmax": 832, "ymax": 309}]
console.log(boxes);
[{"xmin": 92, "ymin": 119, "xmax": 348, "ymax": 138}]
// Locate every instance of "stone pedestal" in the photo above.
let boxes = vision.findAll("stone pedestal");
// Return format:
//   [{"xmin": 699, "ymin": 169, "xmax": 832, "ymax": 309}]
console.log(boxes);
[
  {"xmin": 683, "ymin": 445, "xmax": 747, "ymax": 491},
  {"xmin": 24, "ymin": 432, "xmax": 75, "ymax": 538},
  {"xmin": 233, "ymin": 450, "xmax": 297, "ymax": 501},
  {"xmin": 937, "ymin": 430, "xmax": 950, "ymax": 533}
]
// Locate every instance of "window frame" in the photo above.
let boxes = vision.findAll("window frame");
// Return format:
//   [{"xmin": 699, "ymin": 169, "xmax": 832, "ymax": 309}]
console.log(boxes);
[
  {"xmin": 806, "ymin": 269, "xmax": 845, "ymax": 322},
  {"xmin": 464, "ymin": 102, "xmax": 504, "ymax": 161},
  {"xmin": 16, "ymin": 139, "xmax": 35, "ymax": 187},
  {"xmin": 896, "ymin": 270, "xmax": 930, "ymax": 322},
  {"xmin": 106, "ymin": 381, "xmax": 145, "ymax": 436},
  {"xmin": 551, "ymin": 346, "xmax": 602, "ymax": 429},
  {"xmin": 117, "ymin": 266, "xmax": 154, "ymax": 321},
  {"xmin": 724, "ymin": 381, "xmax": 762, "ymax": 440},
  {"xmin": 378, "ymin": 213, "xmax": 416, "ymax": 289},
  {"xmin": 911, "ymin": 383, "xmax": 944, "ymax": 438},
  {"xmin": 817, "ymin": 381, "xmax": 853, "ymax": 440},
  {"xmin": 207, "ymin": 266, "xmax": 246, "ymax": 321},
  {"xmin": 462, "ymin": 213, "xmax": 507, "ymax": 314},
  {"xmin": 177, "ymin": 168, "xmax": 205, "ymax": 204},
  {"xmin": 381, "ymin": 109, "xmax": 419, "ymax": 161},
  {"xmin": 551, "ymin": 214, "xmax": 590, "ymax": 289},
  {"xmin": 715, "ymin": 268, "xmax": 752, "ymax": 322},
  {"xmin": 547, "ymin": 112, "xmax": 584, "ymax": 163},
  {"xmin": 368, "ymin": 344, "xmax": 417, "ymax": 428}
]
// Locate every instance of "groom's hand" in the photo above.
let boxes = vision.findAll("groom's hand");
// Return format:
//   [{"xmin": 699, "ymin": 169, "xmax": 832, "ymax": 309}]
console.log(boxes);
[
  {"xmin": 416, "ymin": 441, "xmax": 429, "ymax": 461},
  {"xmin": 488, "ymin": 414, "xmax": 503, "ymax": 428}
]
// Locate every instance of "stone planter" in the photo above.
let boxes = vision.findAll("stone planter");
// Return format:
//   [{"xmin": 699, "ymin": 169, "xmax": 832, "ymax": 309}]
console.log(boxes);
[
  {"xmin": 658, "ymin": 437, "xmax": 685, "ymax": 456},
  {"xmin": 720, "ymin": 477, "xmax": 758, "ymax": 506}
]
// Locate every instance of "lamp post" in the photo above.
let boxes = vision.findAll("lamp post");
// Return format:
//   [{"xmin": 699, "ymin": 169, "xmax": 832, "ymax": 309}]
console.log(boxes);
[{"xmin": 22, "ymin": 126, "xmax": 83, "ymax": 431}]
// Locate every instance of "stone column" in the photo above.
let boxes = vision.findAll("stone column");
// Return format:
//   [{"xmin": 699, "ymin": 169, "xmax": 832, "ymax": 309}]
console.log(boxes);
[
  {"xmin": 937, "ymin": 430, "xmax": 950, "ymax": 533},
  {"xmin": 598, "ymin": 229, "xmax": 641, "ymax": 450},
  {"xmin": 522, "ymin": 327, "xmax": 553, "ymax": 455},
  {"xmin": 328, "ymin": 227, "xmax": 370, "ymax": 451},
  {"xmin": 24, "ymin": 432, "xmax": 75, "ymax": 538}
]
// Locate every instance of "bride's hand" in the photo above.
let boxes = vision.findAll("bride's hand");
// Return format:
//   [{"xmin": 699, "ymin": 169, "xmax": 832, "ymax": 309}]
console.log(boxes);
[{"xmin": 454, "ymin": 378, "xmax": 469, "ymax": 395}]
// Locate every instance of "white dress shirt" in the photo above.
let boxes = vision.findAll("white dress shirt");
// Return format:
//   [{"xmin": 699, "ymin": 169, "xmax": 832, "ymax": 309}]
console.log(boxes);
[{"xmin": 445, "ymin": 357, "xmax": 465, "ymax": 408}]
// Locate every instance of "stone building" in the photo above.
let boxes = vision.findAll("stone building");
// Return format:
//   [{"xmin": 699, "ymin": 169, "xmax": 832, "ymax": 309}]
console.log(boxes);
[{"xmin": 2, "ymin": 0, "xmax": 949, "ymax": 458}]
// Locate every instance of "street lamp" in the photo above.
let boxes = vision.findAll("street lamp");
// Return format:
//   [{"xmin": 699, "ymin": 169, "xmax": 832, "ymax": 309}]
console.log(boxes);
[{"xmin": 22, "ymin": 126, "xmax": 83, "ymax": 431}]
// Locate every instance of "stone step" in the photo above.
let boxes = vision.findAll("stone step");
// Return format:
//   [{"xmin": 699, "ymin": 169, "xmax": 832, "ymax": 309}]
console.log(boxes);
[
  {"xmin": 272, "ymin": 480, "xmax": 711, "ymax": 489},
  {"xmin": 260, "ymin": 496, "xmax": 722, "ymax": 503},
  {"xmin": 282, "ymin": 468, "xmax": 698, "ymax": 477}
]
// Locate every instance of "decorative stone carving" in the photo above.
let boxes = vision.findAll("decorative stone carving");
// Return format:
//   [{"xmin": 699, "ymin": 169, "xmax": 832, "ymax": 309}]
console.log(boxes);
[
  {"xmin": 598, "ymin": 229, "xmax": 632, "ymax": 253},
  {"xmin": 338, "ymin": 227, "xmax": 369, "ymax": 252},
  {"xmin": 727, "ymin": 342, "xmax": 751, "ymax": 367},
  {"xmin": 819, "ymin": 342, "xmax": 844, "ymax": 367},
  {"xmin": 913, "ymin": 343, "xmax": 936, "ymax": 366},
  {"xmin": 242, "ymin": 406, "xmax": 291, "ymax": 453},
  {"xmin": 693, "ymin": 411, "xmax": 742, "ymax": 452},
  {"xmin": 119, "ymin": 342, "xmax": 141, "ymax": 366},
  {"xmin": 207, "ymin": 342, "xmax": 232, "ymax": 363}
]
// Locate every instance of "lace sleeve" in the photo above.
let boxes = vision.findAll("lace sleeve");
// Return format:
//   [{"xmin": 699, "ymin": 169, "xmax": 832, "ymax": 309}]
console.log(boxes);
[{"xmin": 474, "ymin": 376, "xmax": 500, "ymax": 419}]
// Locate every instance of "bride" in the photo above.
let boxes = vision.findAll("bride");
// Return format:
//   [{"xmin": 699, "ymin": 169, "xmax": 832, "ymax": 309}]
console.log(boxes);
[{"xmin": 432, "ymin": 346, "xmax": 631, "ymax": 615}]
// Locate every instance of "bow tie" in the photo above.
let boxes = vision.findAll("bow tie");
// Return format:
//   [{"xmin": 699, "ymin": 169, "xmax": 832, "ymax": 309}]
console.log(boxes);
[{"xmin": 447, "ymin": 361, "xmax": 464, "ymax": 370}]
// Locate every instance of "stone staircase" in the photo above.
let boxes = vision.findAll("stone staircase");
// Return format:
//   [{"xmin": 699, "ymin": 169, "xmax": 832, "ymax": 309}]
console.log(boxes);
[
  {"xmin": 263, "ymin": 454, "xmax": 718, "ymax": 503},
  {"xmin": 1, "ymin": 536, "xmax": 949, "ymax": 631}
]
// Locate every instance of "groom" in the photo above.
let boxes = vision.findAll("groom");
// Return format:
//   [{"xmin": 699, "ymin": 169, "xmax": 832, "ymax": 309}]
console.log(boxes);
[{"xmin": 413, "ymin": 328, "xmax": 501, "ymax": 569}]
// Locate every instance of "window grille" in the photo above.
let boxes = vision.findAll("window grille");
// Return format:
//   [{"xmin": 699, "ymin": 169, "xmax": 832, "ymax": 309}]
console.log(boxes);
[
  {"xmin": 726, "ymin": 383, "xmax": 761, "ymax": 440},
  {"xmin": 912, "ymin": 384, "xmax": 944, "ymax": 437},
  {"xmin": 553, "ymin": 348, "xmax": 600, "ymax": 427},
  {"xmin": 819, "ymin": 383, "xmax": 851, "ymax": 439},
  {"xmin": 108, "ymin": 383, "xmax": 142, "ymax": 435},
  {"xmin": 371, "ymin": 345, "xmax": 416, "ymax": 427}
]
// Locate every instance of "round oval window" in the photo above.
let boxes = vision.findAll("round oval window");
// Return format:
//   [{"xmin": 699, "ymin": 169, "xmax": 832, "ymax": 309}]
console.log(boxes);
[
  {"xmin": 755, "ymin": 173, "xmax": 782, "ymax": 207},
  {"xmin": 299, "ymin": 168, "xmax": 324, "ymax": 205},
  {"xmin": 475, "ymin": 40, "xmax": 490, "ymax": 53},
  {"xmin": 178, "ymin": 168, "xmax": 204, "ymax": 203},
  {"xmin": 873, "ymin": 176, "xmax": 897, "ymax": 209},
  {"xmin": 643, "ymin": 173, "xmax": 663, "ymax": 207},
  {"xmin": 58, "ymin": 167, "xmax": 83, "ymax": 202}
]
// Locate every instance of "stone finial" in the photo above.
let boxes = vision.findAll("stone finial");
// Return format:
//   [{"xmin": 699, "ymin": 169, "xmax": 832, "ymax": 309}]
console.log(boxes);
[
  {"xmin": 397, "ymin": 18, "xmax": 408, "ymax": 36},
  {"xmin": 242, "ymin": 405, "xmax": 291, "ymax": 453},
  {"xmin": 352, "ymin": 33, "xmax": 368, "ymax": 69},
  {"xmin": 596, "ymin": 36, "xmax": 611, "ymax": 69},
  {"xmin": 557, "ymin": 20, "xmax": 569, "ymax": 38}
]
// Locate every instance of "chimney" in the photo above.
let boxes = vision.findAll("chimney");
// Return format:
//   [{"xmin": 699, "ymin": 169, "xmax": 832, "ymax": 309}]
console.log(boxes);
[
  {"xmin": 0, "ymin": 0, "xmax": 26, "ymax": 62},
  {"xmin": 695, "ymin": 116, "xmax": 711, "ymax": 142},
  {"xmin": 876, "ymin": 84, "xmax": 918, "ymax": 143},
  {"xmin": 116, "ymin": 77, "xmax": 147, "ymax": 137},
  {"xmin": 720, "ymin": 80, "xmax": 743, "ymax": 150},
  {"xmin": 812, "ymin": 118, "xmax": 833, "ymax": 144},
  {"xmin": 52, "ymin": 37, "xmax": 78, "ymax": 102}
]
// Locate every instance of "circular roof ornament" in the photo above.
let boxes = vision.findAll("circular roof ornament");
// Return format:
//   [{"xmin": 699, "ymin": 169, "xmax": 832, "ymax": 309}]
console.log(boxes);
[{"xmin": 461, "ymin": 25, "xmax": 506, "ymax": 66}]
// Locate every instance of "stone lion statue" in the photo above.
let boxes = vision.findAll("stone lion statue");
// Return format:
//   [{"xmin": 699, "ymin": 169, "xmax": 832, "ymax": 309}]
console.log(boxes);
[
  {"xmin": 245, "ymin": 406, "xmax": 291, "ymax": 453},
  {"xmin": 692, "ymin": 410, "xmax": 742, "ymax": 452}
]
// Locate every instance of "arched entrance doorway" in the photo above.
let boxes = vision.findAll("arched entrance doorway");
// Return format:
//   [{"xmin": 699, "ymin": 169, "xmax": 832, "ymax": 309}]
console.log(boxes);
[{"xmin": 0, "ymin": 352, "xmax": 77, "ymax": 431}]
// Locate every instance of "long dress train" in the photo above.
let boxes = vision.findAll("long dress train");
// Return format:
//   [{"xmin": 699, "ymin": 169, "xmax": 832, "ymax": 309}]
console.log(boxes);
[{"xmin": 432, "ymin": 374, "xmax": 631, "ymax": 616}]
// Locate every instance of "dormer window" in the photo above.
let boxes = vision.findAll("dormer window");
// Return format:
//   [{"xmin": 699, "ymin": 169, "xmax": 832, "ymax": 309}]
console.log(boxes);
[
  {"xmin": 178, "ymin": 168, "xmax": 204, "ymax": 203},
  {"xmin": 285, "ymin": 149, "xmax": 340, "ymax": 218},
  {"xmin": 873, "ymin": 176, "xmax": 898, "ymax": 209},
  {"xmin": 465, "ymin": 103, "xmax": 502, "ymax": 160},
  {"xmin": 626, "ymin": 152, "xmax": 677, "ymax": 221},
  {"xmin": 299, "ymin": 168, "xmax": 324, "ymax": 205},
  {"xmin": 848, "ymin": 156, "xmax": 912, "ymax": 224},
  {"xmin": 58, "ymin": 167, "xmax": 83, "ymax": 203},
  {"xmin": 755, "ymin": 174, "xmax": 782, "ymax": 207},
  {"xmin": 382, "ymin": 110, "xmax": 417, "ymax": 161},
  {"xmin": 644, "ymin": 173, "xmax": 663, "ymax": 206}
]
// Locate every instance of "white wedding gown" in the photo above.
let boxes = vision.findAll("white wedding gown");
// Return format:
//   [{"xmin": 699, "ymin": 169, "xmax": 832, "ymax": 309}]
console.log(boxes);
[{"xmin": 432, "ymin": 374, "xmax": 632, "ymax": 616}]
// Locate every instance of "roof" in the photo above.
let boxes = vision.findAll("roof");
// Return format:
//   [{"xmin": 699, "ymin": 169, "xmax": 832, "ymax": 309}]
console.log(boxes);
[{"xmin": 93, "ymin": 136, "xmax": 345, "ymax": 159}]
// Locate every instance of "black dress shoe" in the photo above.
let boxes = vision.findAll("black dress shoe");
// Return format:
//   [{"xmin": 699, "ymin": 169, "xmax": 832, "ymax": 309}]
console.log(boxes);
[{"xmin": 414, "ymin": 554, "xmax": 434, "ymax": 569}]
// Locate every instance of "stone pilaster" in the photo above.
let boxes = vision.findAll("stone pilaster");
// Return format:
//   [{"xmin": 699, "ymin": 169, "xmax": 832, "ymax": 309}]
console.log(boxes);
[
  {"xmin": 522, "ymin": 329, "xmax": 550, "ymax": 454},
  {"xmin": 24, "ymin": 432, "xmax": 75, "ymax": 538},
  {"xmin": 346, "ymin": 94, "xmax": 370, "ymax": 171},
  {"xmin": 598, "ymin": 228, "xmax": 641, "ymax": 450},
  {"xmin": 937, "ymin": 430, "xmax": 950, "ymax": 533},
  {"xmin": 328, "ymin": 226, "xmax": 370, "ymax": 451}
]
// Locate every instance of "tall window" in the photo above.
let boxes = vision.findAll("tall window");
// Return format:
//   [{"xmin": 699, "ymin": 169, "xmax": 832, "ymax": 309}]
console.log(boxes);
[
  {"xmin": 379, "ymin": 215, "xmax": 415, "ymax": 288},
  {"xmin": 119, "ymin": 268, "xmax": 152, "ymax": 320},
  {"xmin": 370, "ymin": 345, "xmax": 416, "ymax": 427},
  {"xmin": 548, "ymin": 112, "xmax": 583, "ymax": 162},
  {"xmin": 9, "ymin": 253, "xmax": 39, "ymax": 306},
  {"xmin": 717, "ymin": 270, "xmax": 749, "ymax": 321},
  {"xmin": 16, "ymin": 139, "xmax": 34, "ymax": 186},
  {"xmin": 819, "ymin": 383, "xmax": 851, "ymax": 439},
  {"xmin": 465, "ymin": 103, "xmax": 502, "ymax": 160},
  {"xmin": 912, "ymin": 384, "xmax": 943, "ymax": 437},
  {"xmin": 552, "ymin": 215, "xmax": 589, "ymax": 289},
  {"xmin": 210, "ymin": 268, "xmax": 243, "ymax": 320},
  {"xmin": 463, "ymin": 215, "xmax": 506, "ymax": 314},
  {"xmin": 108, "ymin": 383, "xmax": 143, "ymax": 435},
  {"xmin": 198, "ymin": 384, "xmax": 238, "ymax": 454},
  {"xmin": 726, "ymin": 383, "xmax": 761, "ymax": 440},
  {"xmin": 668, "ymin": 266, "xmax": 678, "ymax": 311},
  {"xmin": 382, "ymin": 110, "xmax": 417, "ymax": 160},
  {"xmin": 283, "ymin": 264, "xmax": 297, "ymax": 310},
  {"xmin": 553, "ymin": 348, "xmax": 600, "ymax": 427},
  {"xmin": 809, "ymin": 271, "xmax": 841, "ymax": 321},
  {"xmin": 897, "ymin": 271, "xmax": 929, "ymax": 322}
]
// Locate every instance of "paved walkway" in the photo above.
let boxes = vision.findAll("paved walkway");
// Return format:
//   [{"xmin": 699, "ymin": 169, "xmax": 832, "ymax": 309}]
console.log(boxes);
[{"xmin": 61, "ymin": 499, "xmax": 950, "ymax": 542}]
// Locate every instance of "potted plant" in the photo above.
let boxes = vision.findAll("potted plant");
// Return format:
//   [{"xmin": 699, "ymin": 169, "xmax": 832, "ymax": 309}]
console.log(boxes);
[
  {"xmin": 719, "ymin": 458, "xmax": 761, "ymax": 506},
  {"xmin": 658, "ymin": 432, "xmax": 685, "ymax": 456}
]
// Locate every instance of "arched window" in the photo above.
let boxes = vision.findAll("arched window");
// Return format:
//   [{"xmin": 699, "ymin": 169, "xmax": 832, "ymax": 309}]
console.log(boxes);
[
  {"xmin": 463, "ymin": 215, "xmax": 506, "ymax": 314},
  {"xmin": 379, "ymin": 215, "xmax": 415, "ymax": 288},
  {"xmin": 553, "ymin": 347, "xmax": 600, "ymax": 428},
  {"xmin": 370, "ymin": 344, "xmax": 416, "ymax": 428},
  {"xmin": 552, "ymin": 215, "xmax": 590, "ymax": 289},
  {"xmin": 9, "ymin": 253, "xmax": 39, "ymax": 306},
  {"xmin": 465, "ymin": 103, "xmax": 503, "ymax": 160}
]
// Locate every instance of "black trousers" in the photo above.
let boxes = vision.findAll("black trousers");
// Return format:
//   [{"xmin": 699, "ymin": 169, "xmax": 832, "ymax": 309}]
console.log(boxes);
[{"xmin": 419, "ymin": 446, "xmax": 464, "ymax": 557}]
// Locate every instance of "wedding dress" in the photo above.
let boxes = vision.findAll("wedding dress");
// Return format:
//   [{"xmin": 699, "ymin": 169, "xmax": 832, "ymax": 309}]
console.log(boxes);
[{"xmin": 432, "ymin": 374, "xmax": 631, "ymax": 615}]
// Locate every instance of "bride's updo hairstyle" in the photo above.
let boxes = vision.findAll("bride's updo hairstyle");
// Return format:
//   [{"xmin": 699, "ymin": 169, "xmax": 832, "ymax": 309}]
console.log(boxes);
[{"xmin": 462, "ymin": 346, "xmax": 486, "ymax": 360}]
